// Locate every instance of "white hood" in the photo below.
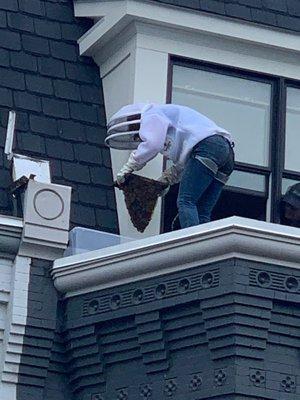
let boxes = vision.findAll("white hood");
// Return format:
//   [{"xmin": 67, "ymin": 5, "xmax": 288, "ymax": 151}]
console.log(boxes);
[{"xmin": 105, "ymin": 103, "xmax": 155, "ymax": 149}]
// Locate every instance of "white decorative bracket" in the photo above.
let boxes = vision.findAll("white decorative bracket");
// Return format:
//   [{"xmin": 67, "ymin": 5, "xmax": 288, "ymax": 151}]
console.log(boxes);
[{"xmin": 18, "ymin": 180, "xmax": 72, "ymax": 260}]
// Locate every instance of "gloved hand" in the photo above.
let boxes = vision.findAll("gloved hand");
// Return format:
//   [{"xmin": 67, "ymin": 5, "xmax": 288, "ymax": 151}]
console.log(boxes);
[
  {"xmin": 158, "ymin": 164, "xmax": 182, "ymax": 186},
  {"xmin": 116, "ymin": 152, "xmax": 145, "ymax": 185}
]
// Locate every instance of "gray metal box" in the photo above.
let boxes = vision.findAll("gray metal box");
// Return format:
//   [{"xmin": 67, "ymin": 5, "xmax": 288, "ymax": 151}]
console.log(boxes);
[{"xmin": 64, "ymin": 227, "xmax": 133, "ymax": 256}]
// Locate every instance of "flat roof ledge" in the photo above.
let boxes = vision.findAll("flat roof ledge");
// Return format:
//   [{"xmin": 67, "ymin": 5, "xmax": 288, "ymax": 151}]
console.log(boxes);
[{"xmin": 52, "ymin": 217, "xmax": 300, "ymax": 298}]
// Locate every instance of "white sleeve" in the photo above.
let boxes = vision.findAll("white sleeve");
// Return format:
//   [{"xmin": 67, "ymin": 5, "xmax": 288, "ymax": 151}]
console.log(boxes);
[{"xmin": 132, "ymin": 112, "xmax": 169, "ymax": 165}]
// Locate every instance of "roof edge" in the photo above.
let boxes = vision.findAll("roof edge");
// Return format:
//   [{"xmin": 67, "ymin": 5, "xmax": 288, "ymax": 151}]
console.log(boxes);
[{"xmin": 52, "ymin": 217, "xmax": 300, "ymax": 297}]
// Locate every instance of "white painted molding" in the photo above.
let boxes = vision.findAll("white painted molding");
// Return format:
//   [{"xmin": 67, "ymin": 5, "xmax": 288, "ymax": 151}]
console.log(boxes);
[
  {"xmin": 52, "ymin": 217, "xmax": 300, "ymax": 297},
  {"xmin": 0, "ymin": 256, "xmax": 30, "ymax": 400},
  {"xmin": 74, "ymin": 0, "xmax": 300, "ymax": 57},
  {"xmin": 0, "ymin": 216, "xmax": 23, "ymax": 259},
  {"xmin": 0, "ymin": 257, "xmax": 30, "ymax": 385}
]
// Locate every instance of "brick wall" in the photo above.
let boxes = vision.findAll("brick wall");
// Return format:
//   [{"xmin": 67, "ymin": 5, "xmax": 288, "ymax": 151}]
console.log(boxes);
[{"xmin": 0, "ymin": 0, "xmax": 118, "ymax": 234}]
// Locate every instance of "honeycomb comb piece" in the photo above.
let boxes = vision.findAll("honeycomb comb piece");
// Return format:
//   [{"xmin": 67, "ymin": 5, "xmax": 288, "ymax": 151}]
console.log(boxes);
[{"xmin": 115, "ymin": 174, "xmax": 168, "ymax": 232}]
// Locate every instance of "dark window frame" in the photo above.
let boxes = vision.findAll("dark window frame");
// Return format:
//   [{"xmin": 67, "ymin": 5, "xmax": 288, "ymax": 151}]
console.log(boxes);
[
  {"xmin": 283, "ymin": 82, "xmax": 300, "ymax": 178},
  {"xmin": 162, "ymin": 55, "xmax": 299, "ymax": 229}
]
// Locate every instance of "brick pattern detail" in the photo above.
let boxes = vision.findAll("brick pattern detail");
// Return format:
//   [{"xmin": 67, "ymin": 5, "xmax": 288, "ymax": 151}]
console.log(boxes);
[
  {"xmin": 0, "ymin": 0, "xmax": 117, "ymax": 233},
  {"xmin": 82, "ymin": 268, "xmax": 219, "ymax": 317},
  {"xmin": 200, "ymin": 293, "xmax": 273, "ymax": 360},
  {"xmin": 16, "ymin": 259, "xmax": 70, "ymax": 400},
  {"xmin": 153, "ymin": 0, "xmax": 300, "ymax": 32},
  {"xmin": 135, "ymin": 311, "xmax": 169, "ymax": 374},
  {"xmin": 66, "ymin": 325, "xmax": 105, "ymax": 394},
  {"xmin": 62, "ymin": 259, "xmax": 300, "ymax": 399}
]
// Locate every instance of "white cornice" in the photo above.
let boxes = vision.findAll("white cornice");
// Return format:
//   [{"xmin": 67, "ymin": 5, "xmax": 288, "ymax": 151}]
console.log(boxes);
[
  {"xmin": 52, "ymin": 217, "xmax": 300, "ymax": 297},
  {"xmin": 0, "ymin": 215, "xmax": 23, "ymax": 258},
  {"xmin": 74, "ymin": 0, "xmax": 300, "ymax": 56}
]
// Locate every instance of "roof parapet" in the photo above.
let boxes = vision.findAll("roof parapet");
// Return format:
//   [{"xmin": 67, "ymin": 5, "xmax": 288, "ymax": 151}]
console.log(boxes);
[{"xmin": 52, "ymin": 217, "xmax": 300, "ymax": 297}]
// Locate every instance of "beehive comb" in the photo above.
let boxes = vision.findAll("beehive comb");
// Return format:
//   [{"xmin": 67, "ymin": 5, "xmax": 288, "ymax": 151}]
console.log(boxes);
[{"xmin": 115, "ymin": 174, "xmax": 168, "ymax": 232}]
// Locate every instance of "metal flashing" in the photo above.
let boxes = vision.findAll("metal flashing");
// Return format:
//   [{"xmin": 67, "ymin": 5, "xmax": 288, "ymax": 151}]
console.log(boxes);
[{"xmin": 18, "ymin": 180, "xmax": 72, "ymax": 261}]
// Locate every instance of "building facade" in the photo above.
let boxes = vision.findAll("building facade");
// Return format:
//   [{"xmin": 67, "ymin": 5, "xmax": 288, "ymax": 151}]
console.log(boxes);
[
  {"xmin": 0, "ymin": 1, "xmax": 300, "ymax": 399},
  {"xmin": 0, "ymin": 0, "xmax": 118, "ymax": 233}
]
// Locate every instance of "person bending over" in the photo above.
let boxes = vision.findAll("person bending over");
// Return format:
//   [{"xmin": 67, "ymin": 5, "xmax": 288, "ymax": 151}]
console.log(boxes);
[{"xmin": 106, "ymin": 103, "xmax": 235, "ymax": 229}]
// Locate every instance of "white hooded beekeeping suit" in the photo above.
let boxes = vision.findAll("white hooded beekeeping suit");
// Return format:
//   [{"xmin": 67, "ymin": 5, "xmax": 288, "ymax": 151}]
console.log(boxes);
[{"xmin": 106, "ymin": 103, "xmax": 233, "ymax": 185}]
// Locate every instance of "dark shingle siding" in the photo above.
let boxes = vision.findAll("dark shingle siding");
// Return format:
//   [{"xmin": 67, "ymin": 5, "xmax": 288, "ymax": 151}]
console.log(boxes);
[
  {"xmin": 17, "ymin": 259, "xmax": 72, "ymax": 400},
  {"xmin": 251, "ymin": 8, "xmax": 277, "ymax": 25},
  {"xmin": 0, "ymin": 0, "xmax": 18, "ymax": 12},
  {"xmin": 0, "ymin": 0, "xmax": 118, "ymax": 233},
  {"xmin": 0, "ymin": 49, "xmax": 9, "ymax": 67},
  {"xmin": 201, "ymin": 0, "xmax": 225, "ymax": 15},
  {"xmin": 276, "ymin": 13, "xmax": 300, "ymax": 31},
  {"xmin": 262, "ymin": 0, "xmax": 287, "ymax": 13},
  {"xmin": 151, "ymin": 0, "xmax": 300, "ymax": 32},
  {"xmin": 288, "ymin": 0, "xmax": 300, "ymax": 17}
]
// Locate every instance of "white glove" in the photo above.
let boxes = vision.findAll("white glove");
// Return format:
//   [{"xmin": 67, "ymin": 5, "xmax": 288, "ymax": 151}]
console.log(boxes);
[
  {"xmin": 116, "ymin": 152, "xmax": 145, "ymax": 185},
  {"xmin": 158, "ymin": 165, "xmax": 182, "ymax": 186}
]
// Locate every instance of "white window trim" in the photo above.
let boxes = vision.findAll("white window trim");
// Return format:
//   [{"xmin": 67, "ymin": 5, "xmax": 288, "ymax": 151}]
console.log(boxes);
[{"xmin": 73, "ymin": 0, "xmax": 300, "ymax": 238}]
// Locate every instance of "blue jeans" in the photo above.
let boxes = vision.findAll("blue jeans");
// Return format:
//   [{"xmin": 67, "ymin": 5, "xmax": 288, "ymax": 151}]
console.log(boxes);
[{"xmin": 177, "ymin": 135, "xmax": 234, "ymax": 228}]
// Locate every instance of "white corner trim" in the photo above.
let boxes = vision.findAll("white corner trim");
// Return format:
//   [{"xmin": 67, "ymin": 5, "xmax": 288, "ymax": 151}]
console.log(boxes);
[
  {"xmin": 76, "ymin": 1, "xmax": 130, "ymax": 56},
  {"xmin": 0, "ymin": 216, "xmax": 23, "ymax": 259},
  {"xmin": 0, "ymin": 256, "xmax": 30, "ymax": 389},
  {"xmin": 52, "ymin": 217, "xmax": 300, "ymax": 297},
  {"xmin": 74, "ymin": 0, "xmax": 300, "ymax": 56}
]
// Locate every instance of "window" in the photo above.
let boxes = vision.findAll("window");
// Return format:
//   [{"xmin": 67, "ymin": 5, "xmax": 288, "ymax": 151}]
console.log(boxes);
[
  {"xmin": 285, "ymin": 87, "xmax": 300, "ymax": 172},
  {"xmin": 162, "ymin": 58, "xmax": 300, "ymax": 232},
  {"xmin": 172, "ymin": 65, "xmax": 272, "ymax": 166}
]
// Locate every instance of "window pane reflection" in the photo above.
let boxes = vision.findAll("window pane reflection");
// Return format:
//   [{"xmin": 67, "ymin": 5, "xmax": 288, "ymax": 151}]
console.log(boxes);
[
  {"xmin": 226, "ymin": 170, "xmax": 265, "ymax": 192},
  {"xmin": 172, "ymin": 65, "xmax": 272, "ymax": 167},
  {"xmin": 285, "ymin": 87, "xmax": 300, "ymax": 172}
]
